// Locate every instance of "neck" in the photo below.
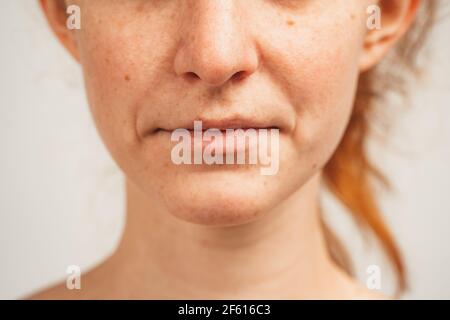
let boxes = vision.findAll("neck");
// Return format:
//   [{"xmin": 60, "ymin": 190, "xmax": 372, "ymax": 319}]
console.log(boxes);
[{"xmin": 108, "ymin": 173, "xmax": 346, "ymax": 299}]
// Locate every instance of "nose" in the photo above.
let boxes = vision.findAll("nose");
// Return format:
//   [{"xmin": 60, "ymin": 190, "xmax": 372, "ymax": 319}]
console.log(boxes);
[{"xmin": 173, "ymin": 1, "xmax": 260, "ymax": 87}]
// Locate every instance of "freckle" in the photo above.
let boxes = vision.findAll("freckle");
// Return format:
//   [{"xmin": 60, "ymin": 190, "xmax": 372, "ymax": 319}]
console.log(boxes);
[
  {"xmin": 350, "ymin": 14, "xmax": 356, "ymax": 20},
  {"xmin": 286, "ymin": 20, "xmax": 295, "ymax": 27},
  {"xmin": 136, "ymin": 3, "xmax": 144, "ymax": 13},
  {"xmin": 125, "ymin": 75, "xmax": 131, "ymax": 82}
]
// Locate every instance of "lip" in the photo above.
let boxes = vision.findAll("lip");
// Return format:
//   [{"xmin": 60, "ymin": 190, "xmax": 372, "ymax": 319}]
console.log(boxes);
[
  {"xmin": 157, "ymin": 116, "xmax": 281, "ymax": 132},
  {"xmin": 163, "ymin": 117, "xmax": 280, "ymax": 157},
  {"xmin": 182, "ymin": 118, "xmax": 278, "ymax": 157}
]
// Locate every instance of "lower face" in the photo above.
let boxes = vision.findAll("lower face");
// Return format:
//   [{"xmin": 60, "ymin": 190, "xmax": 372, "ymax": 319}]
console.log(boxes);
[{"xmin": 73, "ymin": 0, "xmax": 370, "ymax": 226}]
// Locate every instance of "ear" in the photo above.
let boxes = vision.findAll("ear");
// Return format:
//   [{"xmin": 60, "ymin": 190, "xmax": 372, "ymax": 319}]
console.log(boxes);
[
  {"xmin": 360, "ymin": 0, "xmax": 421, "ymax": 72},
  {"xmin": 40, "ymin": 0, "xmax": 80, "ymax": 61}
]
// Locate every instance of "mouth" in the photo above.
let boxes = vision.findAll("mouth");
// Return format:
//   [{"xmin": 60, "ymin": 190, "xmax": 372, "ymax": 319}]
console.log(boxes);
[
  {"xmin": 154, "ymin": 117, "xmax": 281, "ymax": 158},
  {"xmin": 156, "ymin": 117, "xmax": 281, "ymax": 133}
]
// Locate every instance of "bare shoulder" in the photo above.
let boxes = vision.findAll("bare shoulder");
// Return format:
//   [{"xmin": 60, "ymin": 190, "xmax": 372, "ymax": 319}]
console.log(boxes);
[
  {"xmin": 25, "ymin": 281, "xmax": 84, "ymax": 300},
  {"xmin": 350, "ymin": 285, "xmax": 392, "ymax": 300},
  {"xmin": 332, "ymin": 267, "xmax": 392, "ymax": 300},
  {"xmin": 345, "ymin": 275, "xmax": 392, "ymax": 300},
  {"xmin": 24, "ymin": 262, "xmax": 112, "ymax": 300}
]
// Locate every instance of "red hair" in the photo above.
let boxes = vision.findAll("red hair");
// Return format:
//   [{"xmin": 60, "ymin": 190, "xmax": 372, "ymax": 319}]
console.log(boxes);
[{"xmin": 323, "ymin": 0, "xmax": 438, "ymax": 295}]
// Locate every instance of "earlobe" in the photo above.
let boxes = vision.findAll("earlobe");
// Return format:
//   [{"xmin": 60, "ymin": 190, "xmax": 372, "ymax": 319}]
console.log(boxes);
[
  {"xmin": 359, "ymin": 0, "xmax": 421, "ymax": 72},
  {"xmin": 40, "ymin": 0, "xmax": 81, "ymax": 62}
]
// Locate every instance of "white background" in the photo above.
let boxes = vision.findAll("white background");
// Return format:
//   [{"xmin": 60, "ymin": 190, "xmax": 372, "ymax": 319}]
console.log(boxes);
[{"xmin": 1, "ymin": 1, "xmax": 449, "ymax": 299}]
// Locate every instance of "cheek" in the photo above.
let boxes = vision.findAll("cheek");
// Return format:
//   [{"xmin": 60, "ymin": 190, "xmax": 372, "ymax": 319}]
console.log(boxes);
[
  {"xmin": 266, "ymin": 20, "xmax": 364, "ymax": 169},
  {"xmin": 80, "ymin": 47, "xmax": 140, "ymax": 165},
  {"xmin": 295, "ymin": 45, "xmax": 360, "ymax": 162},
  {"xmin": 75, "ymin": 17, "xmax": 170, "ymax": 165}
]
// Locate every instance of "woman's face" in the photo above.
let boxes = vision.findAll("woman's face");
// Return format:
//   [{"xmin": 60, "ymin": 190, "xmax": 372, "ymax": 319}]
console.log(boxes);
[{"xmin": 63, "ymin": 0, "xmax": 378, "ymax": 225}]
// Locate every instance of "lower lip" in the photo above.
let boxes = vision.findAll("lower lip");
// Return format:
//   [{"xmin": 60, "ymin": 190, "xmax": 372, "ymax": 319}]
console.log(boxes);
[{"xmin": 189, "ymin": 129, "xmax": 255, "ymax": 155}]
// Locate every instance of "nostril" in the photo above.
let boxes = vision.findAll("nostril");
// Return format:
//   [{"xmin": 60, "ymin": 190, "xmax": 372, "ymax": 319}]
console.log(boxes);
[
  {"xmin": 181, "ymin": 69, "xmax": 250, "ymax": 85},
  {"xmin": 232, "ymin": 71, "xmax": 247, "ymax": 82},
  {"xmin": 184, "ymin": 72, "xmax": 200, "ymax": 82}
]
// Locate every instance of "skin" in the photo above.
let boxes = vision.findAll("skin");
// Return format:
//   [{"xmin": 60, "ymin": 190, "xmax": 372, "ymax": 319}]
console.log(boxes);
[{"xmin": 30, "ymin": 0, "xmax": 420, "ymax": 299}]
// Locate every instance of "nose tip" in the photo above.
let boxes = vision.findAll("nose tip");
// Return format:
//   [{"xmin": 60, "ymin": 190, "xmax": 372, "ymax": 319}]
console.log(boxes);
[{"xmin": 173, "ymin": 7, "xmax": 259, "ymax": 87}]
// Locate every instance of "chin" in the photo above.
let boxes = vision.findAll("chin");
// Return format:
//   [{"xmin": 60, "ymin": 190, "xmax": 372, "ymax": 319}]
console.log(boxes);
[{"xmin": 159, "ymin": 168, "xmax": 284, "ymax": 227}]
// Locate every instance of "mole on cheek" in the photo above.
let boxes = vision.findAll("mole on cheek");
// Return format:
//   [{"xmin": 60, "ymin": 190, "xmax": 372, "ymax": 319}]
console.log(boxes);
[{"xmin": 124, "ymin": 75, "xmax": 131, "ymax": 82}]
